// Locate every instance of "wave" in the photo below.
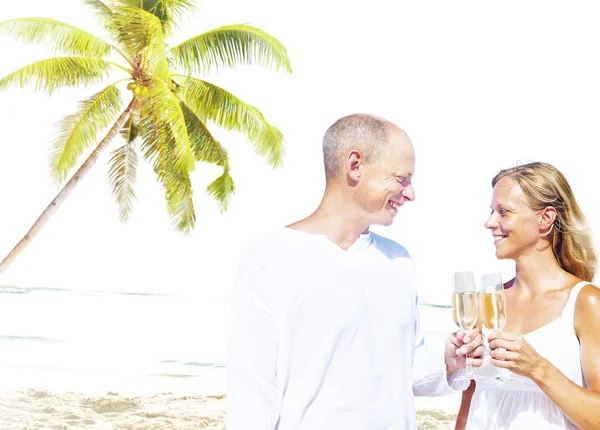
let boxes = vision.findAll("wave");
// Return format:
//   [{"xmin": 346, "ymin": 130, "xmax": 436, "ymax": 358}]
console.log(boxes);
[
  {"xmin": 420, "ymin": 303, "xmax": 451, "ymax": 310},
  {"xmin": 161, "ymin": 360, "xmax": 225, "ymax": 369},
  {"xmin": 0, "ymin": 286, "xmax": 29, "ymax": 294},
  {"xmin": 1, "ymin": 285, "xmax": 450, "ymax": 308},
  {"xmin": 0, "ymin": 335, "xmax": 64, "ymax": 343},
  {"xmin": 0, "ymin": 285, "xmax": 173, "ymax": 298}
]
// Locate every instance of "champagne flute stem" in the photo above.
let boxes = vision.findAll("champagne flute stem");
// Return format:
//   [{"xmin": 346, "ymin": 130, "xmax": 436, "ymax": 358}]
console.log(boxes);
[
  {"xmin": 495, "ymin": 366, "xmax": 504, "ymax": 381},
  {"xmin": 463, "ymin": 330, "xmax": 475, "ymax": 379},
  {"xmin": 465, "ymin": 351, "xmax": 475, "ymax": 379}
]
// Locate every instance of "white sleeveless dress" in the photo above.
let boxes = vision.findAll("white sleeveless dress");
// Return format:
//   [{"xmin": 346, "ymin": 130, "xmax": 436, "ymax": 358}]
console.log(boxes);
[{"xmin": 466, "ymin": 281, "xmax": 594, "ymax": 430}]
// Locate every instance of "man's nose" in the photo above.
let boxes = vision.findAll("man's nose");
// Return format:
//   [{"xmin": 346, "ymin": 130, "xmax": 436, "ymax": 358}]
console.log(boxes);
[{"xmin": 401, "ymin": 184, "xmax": 415, "ymax": 202}]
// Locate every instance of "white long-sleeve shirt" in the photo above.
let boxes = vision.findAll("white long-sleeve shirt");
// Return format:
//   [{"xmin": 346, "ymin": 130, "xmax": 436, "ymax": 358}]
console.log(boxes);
[{"xmin": 227, "ymin": 228, "xmax": 464, "ymax": 430}]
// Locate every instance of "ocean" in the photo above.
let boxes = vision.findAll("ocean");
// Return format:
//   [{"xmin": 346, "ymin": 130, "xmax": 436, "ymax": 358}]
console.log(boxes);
[{"xmin": 0, "ymin": 285, "xmax": 453, "ymax": 397}]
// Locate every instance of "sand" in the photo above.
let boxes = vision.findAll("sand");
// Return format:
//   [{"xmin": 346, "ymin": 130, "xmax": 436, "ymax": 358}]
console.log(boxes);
[{"xmin": 0, "ymin": 389, "xmax": 460, "ymax": 429}]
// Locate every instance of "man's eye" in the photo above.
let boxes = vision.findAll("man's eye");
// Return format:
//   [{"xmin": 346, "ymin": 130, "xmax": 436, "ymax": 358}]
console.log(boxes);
[{"xmin": 499, "ymin": 208, "xmax": 507, "ymax": 216}]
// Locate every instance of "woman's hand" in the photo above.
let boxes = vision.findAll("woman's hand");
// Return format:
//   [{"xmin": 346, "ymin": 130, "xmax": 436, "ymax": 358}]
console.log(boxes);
[
  {"xmin": 445, "ymin": 329, "xmax": 485, "ymax": 376},
  {"xmin": 488, "ymin": 331, "xmax": 547, "ymax": 378}
]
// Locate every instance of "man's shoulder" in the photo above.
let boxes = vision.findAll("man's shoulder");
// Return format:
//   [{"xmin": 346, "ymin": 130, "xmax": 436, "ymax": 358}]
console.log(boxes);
[
  {"xmin": 369, "ymin": 232, "xmax": 411, "ymax": 259},
  {"xmin": 241, "ymin": 228, "xmax": 297, "ymax": 257}
]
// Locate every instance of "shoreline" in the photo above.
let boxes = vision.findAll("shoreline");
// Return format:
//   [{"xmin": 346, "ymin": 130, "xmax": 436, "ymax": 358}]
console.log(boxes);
[{"xmin": 0, "ymin": 389, "xmax": 459, "ymax": 429}]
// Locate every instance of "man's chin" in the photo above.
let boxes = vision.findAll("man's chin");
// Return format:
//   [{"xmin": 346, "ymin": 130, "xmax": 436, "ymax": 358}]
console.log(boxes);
[{"xmin": 372, "ymin": 217, "xmax": 395, "ymax": 227}]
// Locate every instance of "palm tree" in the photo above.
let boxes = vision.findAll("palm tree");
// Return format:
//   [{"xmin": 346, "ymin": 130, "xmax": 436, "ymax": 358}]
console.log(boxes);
[{"xmin": 0, "ymin": 0, "xmax": 291, "ymax": 274}]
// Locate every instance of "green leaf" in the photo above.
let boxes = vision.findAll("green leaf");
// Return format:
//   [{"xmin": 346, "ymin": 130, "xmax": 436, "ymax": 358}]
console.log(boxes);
[
  {"xmin": 171, "ymin": 24, "xmax": 292, "ymax": 75},
  {"xmin": 0, "ymin": 18, "xmax": 114, "ymax": 58},
  {"xmin": 180, "ymin": 102, "xmax": 235, "ymax": 212},
  {"xmin": 179, "ymin": 102, "xmax": 228, "ymax": 166},
  {"xmin": 51, "ymin": 85, "xmax": 123, "ymax": 182},
  {"xmin": 108, "ymin": 141, "xmax": 138, "ymax": 222},
  {"xmin": 106, "ymin": 6, "xmax": 169, "ymax": 79},
  {"xmin": 178, "ymin": 77, "xmax": 284, "ymax": 167},
  {"xmin": 114, "ymin": 0, "xmax": 195, "ymax": 36},
  {"xmin": 81, "ymin": 0, "xmax": 113, "ymax": 18},
  {"xmin": 0, "ymin": 57, "xmax": 115, "ymax": 95},
  {"xmin": 206, "ymin": 169, "xmax": 235, "ymax": 213},
  {"xmin": 141, "ymin": 79, "xmax": 195, "ymax": 173},
  {"xmin": 168, "ymin": 173, "xmax": 195, "ymax": 232},
  {"xmin": 120, "ymin": 116, "xmax": 139, "ymax": 144},
  {"xmin": 137, "ymin": 114, "xmax": 196, "ymax": 232}
]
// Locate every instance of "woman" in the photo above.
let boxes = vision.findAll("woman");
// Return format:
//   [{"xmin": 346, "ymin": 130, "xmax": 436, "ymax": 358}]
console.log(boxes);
[{"xmin": 458, "ymin": 162, "xmax": 600, "ymax": 429}]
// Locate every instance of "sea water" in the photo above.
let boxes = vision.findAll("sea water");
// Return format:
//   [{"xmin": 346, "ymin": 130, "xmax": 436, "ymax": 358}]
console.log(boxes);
[{"xmin": 0, "ymin": 285, "xmax": 452, "ymax": 396}]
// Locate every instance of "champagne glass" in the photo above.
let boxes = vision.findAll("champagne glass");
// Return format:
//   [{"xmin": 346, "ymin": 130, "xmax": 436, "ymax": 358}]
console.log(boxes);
[
  {"xmin": 451, "ymin": 271, "xmax": 478, "ymax": 380},
  {"xmin": 479, "ymin": 272, "xmax": 508, "ymax": 381}
]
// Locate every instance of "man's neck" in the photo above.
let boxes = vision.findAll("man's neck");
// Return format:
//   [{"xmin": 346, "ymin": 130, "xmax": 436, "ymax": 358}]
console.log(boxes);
[{"xmin": 288, "ymin": 192, "xmax": 369, "ymax": 251}]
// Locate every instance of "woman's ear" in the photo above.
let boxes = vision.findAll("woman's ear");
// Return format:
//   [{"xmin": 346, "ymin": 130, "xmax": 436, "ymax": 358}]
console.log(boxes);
[{"xmin": 539, "ymin": 206, "xmax": 557, "ymax": 237}]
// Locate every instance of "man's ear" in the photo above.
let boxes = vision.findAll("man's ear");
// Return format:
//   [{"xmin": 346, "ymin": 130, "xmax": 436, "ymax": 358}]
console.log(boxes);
[
  {"xmin": 345, "ymin": 150, "xmax": 363, "ymax": 183},
  {"xmin": 539, "ymin": 206, "xmax": 557, "ymax": 237}
]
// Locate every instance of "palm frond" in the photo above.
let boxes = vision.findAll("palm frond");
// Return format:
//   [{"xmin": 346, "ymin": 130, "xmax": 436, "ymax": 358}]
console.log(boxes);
[
  {"xmin": 114, "ymin": 0, "xmax": 195, "ymax": 36},
  {"xmin": 0, "ymin": 18, "xmax": 113, "ymax": 59},
  {"xmin": 137, "ymin": 114, "xmax": 196, "ymax": 232},
  {"xmin": 0, "ymin": 57, "xmax": 116, "ymax": 95},
  {"xmin": 178, "ymin": 77, "xmax": 284, "ymax": 167},
  {"xmin": 106, "ymin": 6, "xmax": 169, "ymax": 79},
  {"xmin": 51, "ymin": 85, "xmax": 123, "ymax": 182},
  {"xmin": 108, "ymin": 141, "xmax": 138, "ymax": 221},
  {"xmin": 120, "ymin": 115, "xmax": 139, "ymax": 144},
  {"xmin": 180, "ymin": 102, "xmax": 235, "ymax": 211},
  {"xmin": 140, "ymin": 79, "xmax": 195, "ymax": 173},
  {"xmin": 167, "ymin": 173, "xmax": 195, "ymax": 232},
  {"xmin": 179, "ymin": 102, "xmax": 228, "ymax": 166},
  {"xmin": 81, "ymin": 0, "xmax": 113, "ymax": 18},
  {"xmin": 171, "ymin": 24, "xmax": 292, "ymax": 75},
  {"xmin": 206, "ymin": 169, "xmax": 235, "ymax": 213}
]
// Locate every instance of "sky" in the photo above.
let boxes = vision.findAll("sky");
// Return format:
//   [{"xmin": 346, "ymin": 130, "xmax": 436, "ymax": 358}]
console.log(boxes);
[{"xmin": 0, "ymin": 0, "xmax": 599, "ymax": 305}]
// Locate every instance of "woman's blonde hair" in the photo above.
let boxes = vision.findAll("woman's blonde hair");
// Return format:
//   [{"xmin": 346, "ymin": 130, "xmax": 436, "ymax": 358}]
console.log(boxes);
[{"xmin": 493, "ymin": 162, "xmax": 597, "ymax": 282}]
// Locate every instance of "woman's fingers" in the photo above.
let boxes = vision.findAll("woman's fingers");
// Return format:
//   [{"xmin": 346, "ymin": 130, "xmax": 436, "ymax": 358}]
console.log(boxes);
[
  {"xmin": 489, "ymin": 338, "xmax": 517, "ymax": 351},
  {"xmin": 490, "ymin": 357, "xmax": 513, "ymax": 369},
  {"xmin": 490, "ymin": 347, "xmax": 518, "ymax": 361}
]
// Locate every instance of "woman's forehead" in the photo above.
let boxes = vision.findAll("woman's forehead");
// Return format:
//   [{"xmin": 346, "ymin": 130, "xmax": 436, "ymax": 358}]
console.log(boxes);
[{"xmin": 493, "ymin": 177, "xmax": 526, "ymax": 204}]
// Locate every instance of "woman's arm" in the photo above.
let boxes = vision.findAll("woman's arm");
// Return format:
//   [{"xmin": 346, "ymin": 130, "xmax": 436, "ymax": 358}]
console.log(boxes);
[
  {"xmin": 455, "ymin": 381, "xmax": 475, "ymax": 430},
  {"xmin": 489, "ymin": 284, "xmax": 600, "ymax": 430}
]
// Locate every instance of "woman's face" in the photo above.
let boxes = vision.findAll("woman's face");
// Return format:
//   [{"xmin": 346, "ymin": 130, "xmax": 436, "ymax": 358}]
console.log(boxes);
[{"xmin": 484, "ymin": 176, "xmax": 541, "ymax": 260}]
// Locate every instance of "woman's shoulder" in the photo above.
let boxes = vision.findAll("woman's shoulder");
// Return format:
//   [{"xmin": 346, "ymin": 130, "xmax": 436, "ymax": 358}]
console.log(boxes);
[
  {"xmin": 574, "ymin": 280, "xmax": 599, "ymax": 302},
  {"xmin": 574, "ymin": 281, "xmax": 600, "ymax": 328}
]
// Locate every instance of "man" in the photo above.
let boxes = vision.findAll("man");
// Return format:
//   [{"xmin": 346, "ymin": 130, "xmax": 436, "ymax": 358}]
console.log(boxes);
[{"xmin": 227, "ymin": 114, "xmax": 483, "ymax": 429}]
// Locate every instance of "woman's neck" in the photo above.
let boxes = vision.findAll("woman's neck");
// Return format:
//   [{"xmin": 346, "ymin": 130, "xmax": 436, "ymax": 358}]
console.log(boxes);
[{"xmin": 514, "ymin": 251, "xmax": 572, "ymax": 295}]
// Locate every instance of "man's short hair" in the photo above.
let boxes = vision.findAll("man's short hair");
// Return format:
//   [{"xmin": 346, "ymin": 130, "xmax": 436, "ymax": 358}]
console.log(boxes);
[{"xmin": 322, "ymin": 114, "xmax": 392, "ymax": 181}]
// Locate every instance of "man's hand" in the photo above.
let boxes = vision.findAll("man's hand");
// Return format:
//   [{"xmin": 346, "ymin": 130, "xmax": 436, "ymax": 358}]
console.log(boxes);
[{"xmin": 445, "ymin": 329, "xmax": 484, "ymax": 377}]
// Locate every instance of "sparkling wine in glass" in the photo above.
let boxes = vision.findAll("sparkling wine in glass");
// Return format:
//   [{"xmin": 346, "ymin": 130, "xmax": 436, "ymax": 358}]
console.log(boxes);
[
  {"xmin": 479, "ymin": 272, "xmax": 508, "ymax": 381},
  {"xmin": 451, "ymin": 271, "xmax": 478, "ymax": 380}
]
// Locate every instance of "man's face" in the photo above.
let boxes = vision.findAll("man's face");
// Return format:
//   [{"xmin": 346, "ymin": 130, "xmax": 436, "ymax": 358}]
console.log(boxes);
[{"xmin": 355, "ymin": 130, "xmax": 416, "ymax": 226}]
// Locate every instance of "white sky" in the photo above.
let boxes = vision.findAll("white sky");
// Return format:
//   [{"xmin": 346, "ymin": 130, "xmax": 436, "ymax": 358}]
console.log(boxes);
[{"xmin": 0, "ymin": 0, "xmax": 599, "ymax": 304}]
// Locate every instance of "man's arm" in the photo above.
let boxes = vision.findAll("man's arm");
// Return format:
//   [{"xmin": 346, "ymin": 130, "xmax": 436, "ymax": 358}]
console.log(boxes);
[{"xmin": 226, "ymin": 246, "xmax": 280, "ymax": 430}]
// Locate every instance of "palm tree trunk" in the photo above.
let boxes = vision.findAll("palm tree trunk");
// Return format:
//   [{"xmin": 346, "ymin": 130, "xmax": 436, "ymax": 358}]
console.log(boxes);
[{"xmin": 0, "ymin": 99, "xmax": 136, "ymax": 274}]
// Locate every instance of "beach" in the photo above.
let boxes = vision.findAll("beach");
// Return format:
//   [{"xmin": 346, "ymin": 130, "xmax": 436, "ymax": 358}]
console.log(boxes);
[
  {"xmin": 0, "ymin": 390, "xmax": 460, "ymax": 429},
  {"xmin": 0, "ymin": 286, "xmax": 460, "ymax": 429}
]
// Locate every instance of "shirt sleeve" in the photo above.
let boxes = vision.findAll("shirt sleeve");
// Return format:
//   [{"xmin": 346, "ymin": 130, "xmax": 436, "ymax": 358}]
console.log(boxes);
[
  {"xmin": 226, "ymin": 244, "xmax": 280, "ymax": 430},
  {"xmin": 412, "ymin": 296, "xmax": 470, "ymax": 396}
]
